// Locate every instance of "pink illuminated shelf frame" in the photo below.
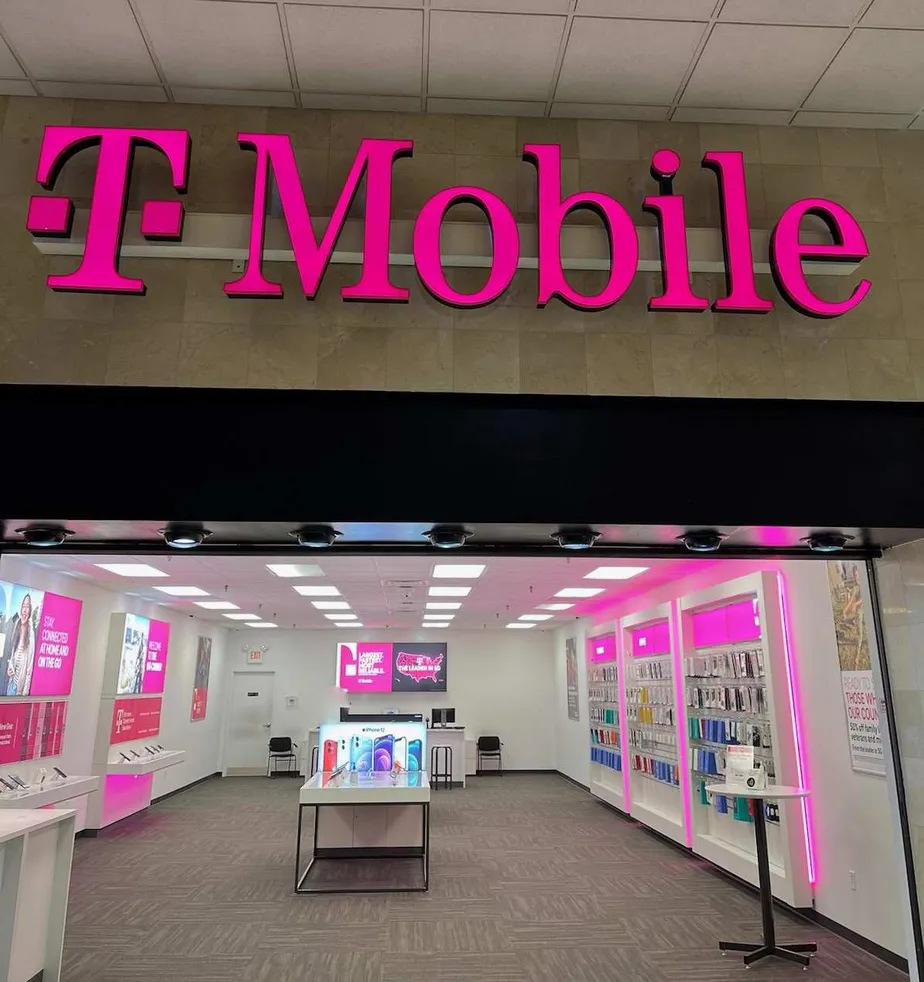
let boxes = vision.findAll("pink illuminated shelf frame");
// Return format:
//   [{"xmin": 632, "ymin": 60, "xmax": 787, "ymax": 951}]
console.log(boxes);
[{"xmin": 587, "ymin": 630, "xmax": 630, "ymax": 807}]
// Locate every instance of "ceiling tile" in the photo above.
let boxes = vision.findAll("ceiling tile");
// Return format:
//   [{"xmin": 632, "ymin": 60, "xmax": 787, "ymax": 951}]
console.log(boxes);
[
  {"xmin": 862, "ymin": 0, "xmax": 924, "ymax": 28},
  {"xmin": 0, "ymin": 0, "xmax": 158, "ymax": 83},
  {"xmin": 551, "ymin": 102, "xmax": 669, "ymax": 120},
  {"xmin": 136, "ymin": 0, "xmax": 290, "ymax": 89},
  {"xmin": 805, "ymin": 28, "xmax": 924, "ymax": 113},
  {"xmin": 37, "ymin": 82, "xmax": 167, "ymax": 102},
  {"xmin": 287, "ymin": 5, "xmax": 422, "ymax": 96},
  {"xmin": 429, "ymin": 11, "xmax": 565, "ymax": 101},
  {"xmin": 672, "ymin": 106, "xmax": 793, "ymax": 125},
  {"xmin": 682, "ymin": 24, "xmax": 845, "ymax": 110},
  {"xmin": 576, "ymin": 0, "xmax": 715, "ymax": 17},
  {"xmin": 302, "ymin": 92, "xmax": 421, "ymax": 112},
  {"xmin": 173, "ymin": 87, "xmax": 296, "ymax": 107},
  {"xmin": 0, "ymin": 32, "xmax": 23, "ymax": 78},
  {"xmin": 557, "ymin": 18, "xmax": 705, "ymax": 104},
  {"xmin": 433, "ymin": 0, "xmax": 570, "ymax": 9},
  {"xmin": 0, "ymin": 78, "xmax": 33, "ymax": 95},
  {"xmin": 720, "ymin": 0, "xmax": 866, "ymax": 25},
  {"xmin": 428, "ymin": 97, "xmax": 545, "ymax": 115},
  {"xmin": 794, "ymin": 109, "xmax": 915, "ymax": 129}
]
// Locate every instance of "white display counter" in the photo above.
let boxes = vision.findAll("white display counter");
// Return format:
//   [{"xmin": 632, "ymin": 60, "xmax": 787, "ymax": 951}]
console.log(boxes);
[
  {"xmin": 296, "ymin": 770, "xmax": 430, "ymax": 894},
  {"xmin": 427, "ymin": 726, "xmax": 471, "ymax": 785},
  {"xmin": 106, "ymin": 750, "xmax": 185, "ymax": 775},
  {"xmin": 0, "ymin": 775, "xmax": 99, "ymax": 809},
  {"xmin": 0, "ymin": 808, "xmax": 76, "ymax": 982}
]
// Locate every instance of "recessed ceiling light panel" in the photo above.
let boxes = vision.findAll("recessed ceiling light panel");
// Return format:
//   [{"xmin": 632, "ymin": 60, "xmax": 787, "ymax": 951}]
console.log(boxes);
[
  {"xmin": 519, "ymin": 614, "xmax": 553, "ymax": 621},
  {"xmin": 506, "ymin": 622, "xmax": 536, "ymax": 629},
  {"xmin": 249, "ymin": 622, "xmax": 277, "ymax": 629},
  {"xmin": 584, "ymin": 566, "xmax": 648, "ymax": 580},
  {"xmin": 312, "ymin": 601, "xmax": 351, "ymax": 610},
  {"xmin": 95, "ymin": 563, "xmax": 168, "ymax": 578},
  {"xmin": 224, "ymin": 613, "xmax": 260, "ymax": 620},
  {"xmin": 426, "ymin": 602, "xmax": 462, "ymax": 610},
  {"xmin": 194, "ymin": 601, "xmax": 239, "ymax": 610},
  {"xmin": 293, "ymin": 585, "xmax": 341, "ymax": 596},
  {"xmin": 325, "ymin": 613, "xmax": 357, "ymax": 620},
  {"xmin": 266, "ymin": 564, "xmax": 324, "ymax": 577},
  {"xmin": 337, "ymin": 622, "xmax": 363, "ymax": 628},
  {"xmin": 537, "ymin": 603, "xmax": 574, "ymax": 611},
  {"xmin": 432, "ymin": 564, "xmax": 485, "ymax": 578},
  {"xmin": 555, "ymin": 587, "xmax": 605, "ymax": 598},
  {"xmin": 154, "ymin": 586, "xmax": 210, "ymax": 597},
  {"xmin": 424, "ymin": 613, "xmax": 454, "ymax": 620},
  {"xmin": 428, "ymin": 586, "xmax": 471, "ymax": 597},
  {"xmin": 422, "ymin": 623, "xmax": 449, "ymax": 628}
]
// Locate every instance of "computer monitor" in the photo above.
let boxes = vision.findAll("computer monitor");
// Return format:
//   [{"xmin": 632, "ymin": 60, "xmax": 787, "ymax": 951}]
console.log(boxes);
[{"xmin": 432, "ymin": 707, "xmax": 456, "ymax": 726}]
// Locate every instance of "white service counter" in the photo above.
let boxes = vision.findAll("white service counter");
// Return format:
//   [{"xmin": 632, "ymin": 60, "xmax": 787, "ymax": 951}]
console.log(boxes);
[
  {"xmin": 426, "ymin": 727, "xmax": 475, "ymax": 786},
  {"xmin": 0, "ymin": 808, "xmax": 76, "ymax": 982}
]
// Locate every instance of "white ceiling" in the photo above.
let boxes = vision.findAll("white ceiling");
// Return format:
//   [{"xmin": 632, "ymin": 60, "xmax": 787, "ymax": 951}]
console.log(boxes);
[
  {"xmin": 28, "ymin": 554, "xmax": 706, "ymax": 631},
  {"xmin": 0, "ymin": 0, "xmax": 923, "ymax": 127}
]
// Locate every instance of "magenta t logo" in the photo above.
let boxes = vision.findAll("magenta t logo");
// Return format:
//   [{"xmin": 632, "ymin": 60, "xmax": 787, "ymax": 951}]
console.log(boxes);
[{"xmin": 26, "ymin": 125, "xmax": 191, "ymax": 294}]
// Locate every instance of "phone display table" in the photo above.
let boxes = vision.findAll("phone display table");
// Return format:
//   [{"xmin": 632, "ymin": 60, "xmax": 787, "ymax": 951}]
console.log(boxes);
[
  {"xmin": 0, "ymin": 808, "xmax": 76, "ymax": 982},
  {"xmin": 106, "ymin": 749, "xmax": 185, "ymax": 775},
  {"xmin": 295, "ymin": 771, "xmax": 430, "ymax": 894},
  {"xmin": 0, "ymin": 775, "xmax": 98, "ymax": 809},
  {"xmin": 705, "ymin": 785, "xmax": 815, "ymax": 969}
]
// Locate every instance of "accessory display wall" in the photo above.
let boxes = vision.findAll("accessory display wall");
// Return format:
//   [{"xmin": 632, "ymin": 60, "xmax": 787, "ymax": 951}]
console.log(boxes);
[{"xmin": 587, "ymin": 626, "xmax": 625, "ymax": 812}]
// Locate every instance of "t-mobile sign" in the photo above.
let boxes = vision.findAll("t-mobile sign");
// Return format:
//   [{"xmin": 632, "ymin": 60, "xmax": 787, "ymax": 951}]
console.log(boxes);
[
  {"xmin": 26, "ymin": 127, "xmax": 869, "ymax": 320},
  {"xmin": 338, "ymin": 641, "xmax": 448, "ymax": 693},
  {"xmin": 110, "ymin": 696, "xmax": 162, "ymax": 744}
]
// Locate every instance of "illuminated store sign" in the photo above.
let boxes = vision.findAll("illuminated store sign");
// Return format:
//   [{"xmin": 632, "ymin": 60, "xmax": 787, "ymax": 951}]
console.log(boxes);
[{"xmin": 27, "ymin": 126, "xmax": 870, "ymax": 318}]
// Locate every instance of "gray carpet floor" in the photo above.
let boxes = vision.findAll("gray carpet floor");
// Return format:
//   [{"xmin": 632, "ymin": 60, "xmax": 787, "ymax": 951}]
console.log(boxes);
[{"xmin": 62, "ymin": 774, "xmax": 906, "ymax": 982}]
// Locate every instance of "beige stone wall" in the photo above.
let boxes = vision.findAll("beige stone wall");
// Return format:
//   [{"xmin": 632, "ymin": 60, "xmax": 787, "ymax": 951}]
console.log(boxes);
[{"xmin": 0, "ymin": 94, "xmax": 921, "ymax": 397}]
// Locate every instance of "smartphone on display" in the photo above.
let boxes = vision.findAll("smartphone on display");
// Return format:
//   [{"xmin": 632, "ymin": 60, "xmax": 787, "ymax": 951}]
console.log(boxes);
[
  {"xmin": 408, "ymin": 738, "xmax": 421, "ymax": 771},
  {"xmin": 373, "ymin": 734, "xmax": 394, "ymax": 772},
  {"xmin": 53, "ymin": 767, "xmax": 67, "ymax": 779},
  {"xmin": 393, "ymin": 736, "xmax": 407, "ymax": 770},
  {"xmin": 350, "ymin": 736, "xmax": 373, "ymax": 772},
  {"xmin": 0, "ymin": 777, "xmax": 16, "ymax": 790},
  {"xmin": 407, "ymin": 770, "xmax": 419, "ymax": 788},
  {"xmin": 323, "ymin": 739, "xmax": 339, "ymax": 772}
]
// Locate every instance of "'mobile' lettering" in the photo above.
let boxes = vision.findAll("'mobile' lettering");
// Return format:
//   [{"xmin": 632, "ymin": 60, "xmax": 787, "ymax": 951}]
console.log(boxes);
[{"xmin": 26, "ymin": 126, "xmax": 871, "ymax": 318}]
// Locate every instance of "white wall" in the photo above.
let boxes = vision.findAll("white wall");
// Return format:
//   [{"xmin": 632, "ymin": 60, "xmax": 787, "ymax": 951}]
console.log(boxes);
[
  {"xmin": 0, "ymin": 556, "xmax": 230, "ymax": 822},
  {"xmin": 550, "ymin": 557, "xmax": 906, "ymax": 957},
  {"xmin": 223, "ymin": 628, "xmax": 556, "ymax": 770}
]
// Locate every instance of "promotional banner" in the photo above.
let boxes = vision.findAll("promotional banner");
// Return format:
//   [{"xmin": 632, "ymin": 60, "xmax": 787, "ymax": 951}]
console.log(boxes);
[
  {"xmin": 828, "ymin": 561, "xmax": 885, "ymax": 776},
  {"xmin": 588, "ymin": 634, "xmax": 616, "ymax": 664},
  {"xmin": 318, "ymin": 721, "xmax": 427, "ymax": 773},
  {"xmin": 110, "ymin": 696, "xmax": 162, "ymax": 744},
  {"xmin": 191, "ymin": 636, "xmax": 211, "ymax": 722},
  {"xmin": 566, "ymin": 637, "xmax": 580, "ymax": 720},
  {"xmin": 337, "ymin": 641, "xmax": 448, "ymax": 693},
  {"xmin": 0, "ymin": 700, "xmax": 67, "ymax": 764},
  {"xmin": 116, "ymin": 614, "xmax": 170, "ymax": 695},
  {"xmin": 0, "ymin": 581, "xmax": 83, "ymax": 697}
]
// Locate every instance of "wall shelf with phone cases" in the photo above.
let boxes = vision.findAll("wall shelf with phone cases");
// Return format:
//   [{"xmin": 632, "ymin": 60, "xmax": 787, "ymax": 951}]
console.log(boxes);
[
  {"xmin": 586, "ymin": 627, "xmax": 626, "ymax": 813},
  {"xmin": 621, "ymin": 603, "xmax": 689, "ymax": 847},
  {"xmin": 679, "ymin": 572, "xmax": 812, "ymax": 908},
  {"xmin": 0, "ymin": 772, "xmax": 98, "ymax": 809}
]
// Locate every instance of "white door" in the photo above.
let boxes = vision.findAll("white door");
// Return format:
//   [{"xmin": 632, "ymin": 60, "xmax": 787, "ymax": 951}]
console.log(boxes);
[{"xmin": 226, "ymin": 672, "xmax": 275, "ymax": 773}]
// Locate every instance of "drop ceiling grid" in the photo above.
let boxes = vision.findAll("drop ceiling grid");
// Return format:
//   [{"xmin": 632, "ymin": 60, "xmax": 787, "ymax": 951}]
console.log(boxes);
[
  {"xmin": 37, "ymin": 553, "xmax": 669, "ymax": 630},
  {"xmin": 0, "ymin": 0, "xmax": 919, "ymax": 124}
]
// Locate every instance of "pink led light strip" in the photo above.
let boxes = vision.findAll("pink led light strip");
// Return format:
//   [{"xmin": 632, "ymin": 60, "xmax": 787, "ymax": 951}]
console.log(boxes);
[
  {"xmin": 775, "ymin": 572, "xmax": 816, "ymax": 885},
  {"xmin": 670, "ymin": 603, "xmax": 694, "ymax": 847}
]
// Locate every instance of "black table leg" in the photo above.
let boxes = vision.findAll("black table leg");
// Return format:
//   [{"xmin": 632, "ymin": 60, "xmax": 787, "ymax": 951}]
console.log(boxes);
[{"xmin": 718, "ymin": 800, "xmax": 816, "ymax": 968}]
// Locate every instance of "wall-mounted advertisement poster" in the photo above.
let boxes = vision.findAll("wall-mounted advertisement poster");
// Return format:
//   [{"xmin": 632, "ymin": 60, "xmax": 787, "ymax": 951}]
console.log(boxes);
[
  {"xmin": 191, "ymin": 636, "xmax": 212, "ymax": 722},
  {"xmin": 0, "ymin": 581, "xmax": 83, "ymax": 697},
  {"xmin": 110, "ymin": 696, "xmax": 162, "ymax": 744},
  {"xmin": 566, "ymin": 637, "xmax": 580, "ymax": 721},
  {"xmin": 0, "ymin": 700, "xmax": 67, "ymax": 763},
  {"xmin": 827, "ymin": 561, "xmax": 885, "ymax": 776},
  {"xmin": 116, "ymin": 614, "xmax": 170, "ymax": 695},
  {"xmin": 337, "ymin": 641, "xmax": 448, "ymax": 693}
]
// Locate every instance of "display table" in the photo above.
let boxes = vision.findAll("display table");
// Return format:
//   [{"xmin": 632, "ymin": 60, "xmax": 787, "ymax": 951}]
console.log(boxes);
[
  {"xmin": 706, "ymin": 785, "xmax": 816, "ymax": 968},
  {"xmin": 0, "ymin": 775, "xmax": 99, "ymax": 809},
  {"xmin": 0, "ymin": 808, "xmax": 76, "ymax": 982},
  {"xmin": 296, "ymin": 771, "xmax": 430, "ymax": 894},
  {"xmin": 106, "ymin": 750, "xmax": 185, "ymax": 775}
]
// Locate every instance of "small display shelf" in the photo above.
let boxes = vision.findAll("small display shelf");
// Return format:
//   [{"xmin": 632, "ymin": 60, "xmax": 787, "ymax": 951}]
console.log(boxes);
[
  {"xmin": 586, "ymin": 629, "xmax": 626, "ymax": 812},
  {"xmin": 106, "ymin": 750, "xmax": 185, "ymax": 775},
  {"xmin": 622, "ymin": 604, "xmax": 687, "ymax": 845},
  {"xmin": 0, "ymin": 775, "xmax": 99, "ymax": 809},
  {"xmin": 680, "ymin": 572, "xmax": 812, "ymax": 908}
]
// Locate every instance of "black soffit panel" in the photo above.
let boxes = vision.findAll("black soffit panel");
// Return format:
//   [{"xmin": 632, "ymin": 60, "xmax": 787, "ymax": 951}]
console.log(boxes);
[{"xmin": 2, "ymin": 384, "xmax": 923, "ymax": 552}]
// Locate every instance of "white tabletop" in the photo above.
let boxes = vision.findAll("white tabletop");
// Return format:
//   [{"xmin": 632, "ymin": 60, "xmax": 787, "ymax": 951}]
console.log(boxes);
[
  {"xmin": 705, "ymin": 784, "xmax": 810, "ymax": 800},
  {"xmin": 300, "ymin": 770, "xmax": 431, "ymax": 805},
  {"xmin": 0, "ymin": 807, "xmax": 76, "ymax": 844}
]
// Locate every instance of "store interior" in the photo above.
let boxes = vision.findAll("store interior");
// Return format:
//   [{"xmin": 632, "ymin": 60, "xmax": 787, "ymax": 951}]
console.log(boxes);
[{"xmin": 0, "ymin": 549, "xmax": 913, "ymax": 982}]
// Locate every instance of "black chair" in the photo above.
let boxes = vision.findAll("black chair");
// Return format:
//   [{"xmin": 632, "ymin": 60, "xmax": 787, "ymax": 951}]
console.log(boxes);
[
  {"xmin": 267, "ymin": 736, "xmax": 298, "ymax": 777},
  {"xmin": 477, "ymin": 736, "xmax": 503, "ymax": 776}
]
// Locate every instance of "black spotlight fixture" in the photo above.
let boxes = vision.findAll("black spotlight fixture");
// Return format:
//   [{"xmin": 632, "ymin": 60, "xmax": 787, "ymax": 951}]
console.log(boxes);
[
  {"xmin": 290, "ymin": 524, "xmax": 342, "ymax": 548},
  {"xmin": 159, "ymin": 524, "xmax": 212, "ymax": 550},
  {"xmin": 423, "ymin": 525, "xmax": 472, "ymax": 549},
  {"xmin": 802, "ymin": 532, "xmax": 855, "ymax": 554},
  {"xmin": 15, "ymin": 524, "xmax": 75, "ymax": 548},
  {"xmin": 551, "ymin": 526, "xmax": 601, "ymax": 550},
  {"xmin": 679, "ymin": 530, "xmax": 726, "ymax": 553}
]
